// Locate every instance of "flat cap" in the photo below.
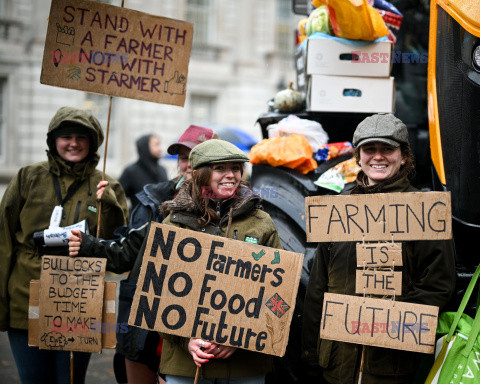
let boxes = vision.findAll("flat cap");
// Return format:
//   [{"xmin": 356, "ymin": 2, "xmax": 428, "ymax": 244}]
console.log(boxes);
[
  {"xmin": 353, "ymin": 113, "xmax": 409, "ymax": 148},
  {"xmin": 190, "ymin": 139, "xmax": 249, "ymax": 170}
]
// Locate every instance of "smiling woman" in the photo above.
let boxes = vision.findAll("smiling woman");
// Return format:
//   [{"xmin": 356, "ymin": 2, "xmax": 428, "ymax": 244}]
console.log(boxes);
[
  {"xmin": 159, "ymin": 139, "xmax": 284, "ymax": 383},
  {"xmin": 352, "ymin": 113, "xmax": 415, "ymax": 187},
  {"xmin": 358, "ymin": 142, "xmax": 404, "ymax": 185},
  {"xmin": 0, "ymin": 106, "xmax": 128, "ymax": 384},
  {"xmin": 55, "ymin": 133, "xmax": 91, "ymax": 163},
  {"xmin": 209, "ymin": 163, "xmax": 243, "ymax": 199},
  {"xmin": 302, "ymin": 113, "xmax": 455, "ymax": 384}
]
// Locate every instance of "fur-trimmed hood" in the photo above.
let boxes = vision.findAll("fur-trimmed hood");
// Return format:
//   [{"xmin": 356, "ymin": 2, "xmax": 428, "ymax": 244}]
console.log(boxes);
[{"xmin": 161, "ymin": 183, "xmax": 261, "ymax": 221}]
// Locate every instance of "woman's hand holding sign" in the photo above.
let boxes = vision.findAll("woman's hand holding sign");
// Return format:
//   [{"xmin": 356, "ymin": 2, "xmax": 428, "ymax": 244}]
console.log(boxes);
[
  {"xmin": 188, "ymin": 338, "xmax": 237, "ymax": 367},
  {"xmin": 189, "ymin": 338, "xmax": 214, "ymax": 367},
  {"xmin": 214, "ymin": 344, "xmax": 236, "ymax": 359}
]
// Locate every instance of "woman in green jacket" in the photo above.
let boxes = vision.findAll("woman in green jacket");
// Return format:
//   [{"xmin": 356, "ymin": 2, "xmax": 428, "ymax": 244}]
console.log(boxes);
[
  {"xmin": 159, "ymin": 139, "xmax": 282, "ymax": 384},
  {"xmin": 0, "ymin": 106, "xmax": 129, "ymax": 384},
  {"xmin": 301, "ymin": 113, "xmax": 456, "ymax": 384},
  {"xmin": 68, "ymin": 139, "xmax": 283, "ymax": 383}
]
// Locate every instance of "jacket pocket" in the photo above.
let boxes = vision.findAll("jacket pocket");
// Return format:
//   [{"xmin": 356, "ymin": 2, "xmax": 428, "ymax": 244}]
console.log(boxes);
[{"xmin": 318, "ymin": 338, "xmax": 334, "ymax": 368}]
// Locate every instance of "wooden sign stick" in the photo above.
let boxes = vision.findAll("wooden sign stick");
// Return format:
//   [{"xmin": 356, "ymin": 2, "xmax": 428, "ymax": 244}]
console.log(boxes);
[
  {"xmin": 96, "ymin": 0, "xmax": 125, "ymax": 238},
  {"xmin": 96, "ymin": 95, "xmax": 114, "ymax": 238},
  {"xmin": 358, "ymin": 345, "xmax": 366, "ymax": 384},
  {"xmin": 70, "ymin": 351, "xmax": 74, "ymax": 384},
  {"xmin": 194, "ymin": 366, "xmax": 200, "ymax": 384}
]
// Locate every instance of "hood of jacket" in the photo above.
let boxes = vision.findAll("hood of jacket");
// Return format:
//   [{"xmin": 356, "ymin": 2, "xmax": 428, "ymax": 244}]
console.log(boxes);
[
  {"xmin": 137, "ymin": 134, "xmax": 154, "ymax": 161},
  {"xmin": 46, "ymin": 106, "xmax": 104, "ymax": 154},
  {"xmin": 136, "ymin": 134, "xmax": 163, "ymax": 178}
]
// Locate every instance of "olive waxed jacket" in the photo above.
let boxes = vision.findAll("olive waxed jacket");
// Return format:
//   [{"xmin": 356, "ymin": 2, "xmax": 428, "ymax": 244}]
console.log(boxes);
[
  {"xmin": 72, "ymin": 183, "xmax": 283, "ymax": 376},
  {"xmin": 158, "ymin": 185, "xmax": 283, "ymax": 379},
  {"xmin": 302, "ymin": 172, "xmax": 456, "ymax": 384},
  {"xmin": 0, "ymin": 108, "xmax": 128, "ymax": 330}
]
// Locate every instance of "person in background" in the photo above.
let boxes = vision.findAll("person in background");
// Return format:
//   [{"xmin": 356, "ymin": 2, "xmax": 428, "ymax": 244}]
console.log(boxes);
[
  {"xmin": 119, "ymin": 134, "xmax": 168, "ymax": 210},
  {"xmin": 159, "ymin": 139, "xmax": 283, "ymax": 384},
  {"xmin": 301, "ymin": 113, "xmax": 456, "ymax": 384},
  {"xmin": 69, "ymin": 125, "xmax": 218, "ymax": 384},
  {"xmin": 128, "ymin": 125, "xmax": 218, "ymax": 229},
  {"xmin": 0, "ymin": 106, "xmax": 129, "ymax": 384}
]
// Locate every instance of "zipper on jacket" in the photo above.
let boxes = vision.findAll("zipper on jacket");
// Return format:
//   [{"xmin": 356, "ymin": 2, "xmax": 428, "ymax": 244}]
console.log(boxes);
[{"xmin": 74, "ymin": 201, "xmax": 81, "ymax": 223}]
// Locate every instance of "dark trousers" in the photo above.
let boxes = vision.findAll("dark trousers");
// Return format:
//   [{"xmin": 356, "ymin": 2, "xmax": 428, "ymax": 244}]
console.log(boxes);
[{"xmin": 8, "ymin": 328, "xmax": 91, "ymax": 384}]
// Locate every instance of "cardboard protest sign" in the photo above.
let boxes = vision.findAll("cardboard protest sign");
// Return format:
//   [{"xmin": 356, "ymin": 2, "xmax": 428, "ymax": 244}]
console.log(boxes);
[
  {"xmin": 306, "ymin": 192, "xmax": 452, "ymax": 242},
  {"xmin": 37, "ymin": 255, "xmax": 107, "ymax": 353},
  {"xmin": 29, "ymin": 279, "xmax": 117, "ymax": 349},
  {"xmin": 128, "ymin": 223, "xmax": 304, "ymax": 357},
  {"xmin": 356, "ymin": 242, "xmax": 402, "ymax": 267},
  {"xmin": 41, "ymin": 0, "xmax": 193, "ymax": 106},
  {"xmin": 355, "ymin": 270, "xmax": 402, "ymax": 296},
  {"xmin": 320, "ymin": 293, "xmax": 438, "ymax": 354}
]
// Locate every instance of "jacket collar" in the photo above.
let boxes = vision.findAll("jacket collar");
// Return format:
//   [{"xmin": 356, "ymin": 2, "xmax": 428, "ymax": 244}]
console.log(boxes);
[
  {"xmin": 142, "ymin": 179, "xmax": 176, "ymax": 205},
  {"xmin": 47, "ymin": 150, "xmax": 99, "ymax": 180},
  {"xmin": 162, "ymin": 184, "xmax": 261, "ymax": 230},
  {"xmin": 351, "ymin": 169, "xmax": 411, "ymax": 194}
]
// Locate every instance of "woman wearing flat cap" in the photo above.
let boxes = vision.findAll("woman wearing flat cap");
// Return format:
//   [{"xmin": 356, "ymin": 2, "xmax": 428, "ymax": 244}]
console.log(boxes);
[
  {"xmin": 0, "ymin": 106, "xmax": 128, "ymax": 384},
  {"xmin": 158, "ymin": 139, "xmax": 282, "ymax": 384},
  {"xmin": 68, "ymin": 138, "xmax": 282, "ymax": 383},
  {"xmin": 302, "ymin": 113, "xmax": 456, "ymax": 383}
]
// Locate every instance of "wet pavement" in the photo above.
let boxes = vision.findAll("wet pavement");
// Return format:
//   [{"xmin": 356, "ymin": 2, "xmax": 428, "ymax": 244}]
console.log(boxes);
[{"xmin": 0, "ymin": 272, "xmax": 125, "ymax": 383}]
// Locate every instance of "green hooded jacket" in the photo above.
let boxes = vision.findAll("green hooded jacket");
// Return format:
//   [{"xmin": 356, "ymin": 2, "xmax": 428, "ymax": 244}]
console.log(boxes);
[
  {"xmin": 158, "ymin": 184, "xmax": 282, "ymax": 379},
  {"xmin": 71, "ymin": 183, "xmax": 283, "ymax": 375},
  {"xmin": 0, "ymin": 106, "xmax": 129, "ymax": 330}
]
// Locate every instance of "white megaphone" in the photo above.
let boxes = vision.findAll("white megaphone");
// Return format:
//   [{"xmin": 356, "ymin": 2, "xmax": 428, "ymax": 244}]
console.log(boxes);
[{"xmin": 33, "ymin": 220, "xmax": 90, "ymax": 248}]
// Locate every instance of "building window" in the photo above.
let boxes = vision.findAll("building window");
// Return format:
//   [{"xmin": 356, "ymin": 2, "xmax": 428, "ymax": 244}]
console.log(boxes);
[
  {"xmin": 189, "ymin": 94, "xmax": 217, "ymax": 126},
  {"xmin": 0, "ymin": 0, "xmax": 7, "ymax": 17},
  {"xmin": 186, "ymin": 0, "xmax": 220, "ymax": 59},
  {"xmin": 275, "ymin": 0, "xmax": 295, "ymax": 54},
  {"xmin": 186, "ymin": 0, "xmax": 214, "ymax": 45},
  {"xmin": 0, "ymin": 0, "xmax": 12, "ymax": 39}
]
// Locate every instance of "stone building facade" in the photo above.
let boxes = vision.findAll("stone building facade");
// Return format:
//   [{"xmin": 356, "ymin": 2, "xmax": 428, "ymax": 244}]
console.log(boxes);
[{"xmin": 0, "ymin": 0, "xmax": 300, "ymax": 194}]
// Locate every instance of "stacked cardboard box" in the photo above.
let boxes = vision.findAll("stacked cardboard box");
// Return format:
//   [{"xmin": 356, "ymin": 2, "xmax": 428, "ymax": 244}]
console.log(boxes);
[{"xmin": 296, "ymin": 37, "xmax": 394, "ymax": 113}]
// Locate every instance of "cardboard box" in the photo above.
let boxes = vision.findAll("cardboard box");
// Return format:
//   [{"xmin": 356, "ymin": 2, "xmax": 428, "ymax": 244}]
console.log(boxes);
[
  {"xmin": 305, "ymin": 192, "xmax": 452, "ymax": 242},
  {"xmin": 305, "ymin": 38, "xmax": 392, "ymax": 77},
  {"xmin": 307, "ymin": 75, "xmax": 395, "ymax": 113},
  {"xmin": 29, "ymin": 280, "xmax": 117, "ymax": 350}
]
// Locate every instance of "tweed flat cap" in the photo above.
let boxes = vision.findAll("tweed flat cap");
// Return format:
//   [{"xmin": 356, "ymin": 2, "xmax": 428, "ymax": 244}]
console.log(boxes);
[
  {"xmin": 353, "ymin": 113, "xmax": 409, "ymax": 148},
  {"xmin": 190, "ymin": 139, "xmax": 249, "ymax": 170}
]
